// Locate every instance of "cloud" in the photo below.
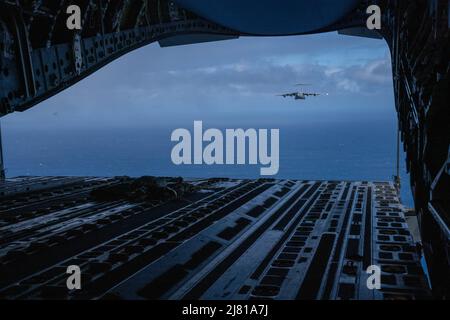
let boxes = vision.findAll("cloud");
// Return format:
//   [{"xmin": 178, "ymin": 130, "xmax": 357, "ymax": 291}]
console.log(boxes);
[
  {"xmin": 134, "ymin": 53, "xmax": 392, "ymax": 99},
  {"xmin": 335, "ymin": 78, "xmax": 361, "ymax": 93}
]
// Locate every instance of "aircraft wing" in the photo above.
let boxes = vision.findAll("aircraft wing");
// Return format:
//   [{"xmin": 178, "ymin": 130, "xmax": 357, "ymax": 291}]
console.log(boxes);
[
  {"xmin": 277, "ymin": 92, "xmax": 297, "ymax": 97},
  {"xmin": 303, "ymin": 92, "xmax": 321, "ymax": 96}
]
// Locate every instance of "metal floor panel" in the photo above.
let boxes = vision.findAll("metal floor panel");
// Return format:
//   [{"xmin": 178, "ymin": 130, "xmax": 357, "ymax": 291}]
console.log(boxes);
[{"xmin": 0, "ymin": 177, "xmax": 430, "ymax": 300}]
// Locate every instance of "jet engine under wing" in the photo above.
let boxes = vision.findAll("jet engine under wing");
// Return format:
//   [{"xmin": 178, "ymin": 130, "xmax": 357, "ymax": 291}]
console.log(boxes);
[{"xmin": 278, "ymin": 93, "xmax": 298, "ymax": 98}]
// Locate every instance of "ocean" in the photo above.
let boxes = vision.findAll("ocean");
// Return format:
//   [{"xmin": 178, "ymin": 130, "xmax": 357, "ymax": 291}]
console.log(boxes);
[{"xmin": 2, "ymin": 119, "xmax": 414, "ymax": 207}]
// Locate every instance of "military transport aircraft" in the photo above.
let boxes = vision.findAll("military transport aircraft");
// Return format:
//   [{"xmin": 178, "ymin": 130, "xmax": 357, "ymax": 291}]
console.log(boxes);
[{"xmin": 277, "ymin": 84, "xmax": 328, "ymax": 100}]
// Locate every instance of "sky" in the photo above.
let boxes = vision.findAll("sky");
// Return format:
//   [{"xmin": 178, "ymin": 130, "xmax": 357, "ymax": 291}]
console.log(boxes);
[
  {"xmin": 1, "ymin": 31, "xmax": 395, "ymax": 130},
  {"xmin": 1, "ymin": 30, "xmax": 412, "ymax": 204}
]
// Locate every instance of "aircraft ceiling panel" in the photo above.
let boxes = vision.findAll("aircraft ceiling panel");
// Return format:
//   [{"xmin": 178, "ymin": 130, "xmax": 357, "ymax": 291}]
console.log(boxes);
[{"xmin": 173, "ymin": 0, "xmax": 361, "ymax": 35}]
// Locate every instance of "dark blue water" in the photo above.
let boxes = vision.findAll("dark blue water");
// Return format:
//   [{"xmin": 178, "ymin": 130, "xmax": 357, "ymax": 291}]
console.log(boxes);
[{"xmin": 2, "ymin": 120, "xmax": 414, "ymax": 207}]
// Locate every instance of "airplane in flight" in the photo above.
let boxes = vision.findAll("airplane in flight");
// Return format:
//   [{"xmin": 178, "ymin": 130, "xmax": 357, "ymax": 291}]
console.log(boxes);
[{"xmin": 277, "ymin": 84, "xmax": 328, "ymax": 100}]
